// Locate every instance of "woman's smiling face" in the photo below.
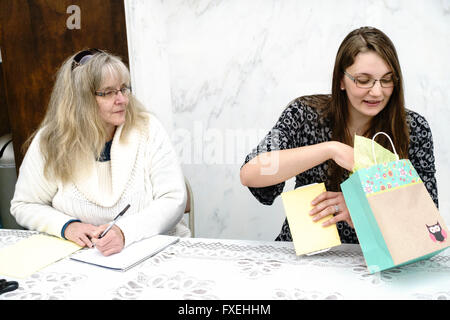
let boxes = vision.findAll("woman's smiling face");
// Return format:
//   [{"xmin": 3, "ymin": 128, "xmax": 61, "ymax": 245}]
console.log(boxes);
[{"xmin": 341, "ymin": 51, "xmax": 394, "ymax": 121}]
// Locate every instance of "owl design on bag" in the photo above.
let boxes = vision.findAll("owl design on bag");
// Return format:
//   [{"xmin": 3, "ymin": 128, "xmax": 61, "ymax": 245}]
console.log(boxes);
[{"xmin": 426, "ymin": 222, "xmax": 447, "ymax": 242}]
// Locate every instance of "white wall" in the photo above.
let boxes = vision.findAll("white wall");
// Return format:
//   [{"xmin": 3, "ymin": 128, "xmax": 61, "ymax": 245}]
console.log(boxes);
[{"xmin": 125, "ymin": 0, "xmax": 450, "ymax": 241}]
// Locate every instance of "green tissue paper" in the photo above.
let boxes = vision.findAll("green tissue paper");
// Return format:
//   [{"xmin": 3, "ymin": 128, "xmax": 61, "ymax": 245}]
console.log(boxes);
[{"xmin": 352, "ymin": 135, "xmax": 397, "ymax": 172}]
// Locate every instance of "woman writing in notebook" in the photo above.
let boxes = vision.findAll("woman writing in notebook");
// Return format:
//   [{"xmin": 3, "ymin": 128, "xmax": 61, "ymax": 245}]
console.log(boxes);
[
  {"xmin": 11, "ymin": 49, "xmax": 190, "ymax": 256},
  {"xmin": 240, "ymin": 27, "xmax": 438, "ymax": 243}
]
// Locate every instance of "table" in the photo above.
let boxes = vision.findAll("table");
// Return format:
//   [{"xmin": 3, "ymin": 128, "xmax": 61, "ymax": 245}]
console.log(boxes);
[{"xmin": 1, "ymin": 229, "xmax": 449, "ymax": 300}]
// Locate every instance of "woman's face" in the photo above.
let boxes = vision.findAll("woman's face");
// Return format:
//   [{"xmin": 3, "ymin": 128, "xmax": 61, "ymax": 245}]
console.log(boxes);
[
  {"xmin": 341, "ymin": 51, "xmax": 394, "ymax": 123},
  {"xmin": 95, "ymin": 75, "xmax": 129, "ymax": 138}
]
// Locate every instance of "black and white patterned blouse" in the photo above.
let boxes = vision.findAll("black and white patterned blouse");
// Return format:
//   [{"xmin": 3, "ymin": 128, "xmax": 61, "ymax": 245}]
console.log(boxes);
[
  {"xmin": 97, "ymin": 140, "xmax": 113, "ymax": 162},
  {"xmin": 243, "ymin": 95, "xmax": 438, "ymax": 243}
]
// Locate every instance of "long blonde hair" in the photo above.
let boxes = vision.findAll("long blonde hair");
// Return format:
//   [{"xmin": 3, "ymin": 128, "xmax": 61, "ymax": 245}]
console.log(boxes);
[{"xmin": 29, "ymin": 50, "xmax": 147, "ymax": 183}]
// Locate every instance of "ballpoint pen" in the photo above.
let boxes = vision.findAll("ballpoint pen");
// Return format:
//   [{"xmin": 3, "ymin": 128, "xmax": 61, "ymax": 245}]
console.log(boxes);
[{"xmin": 98, "ymin": 204, "xmax": 131, "ymax": 239}]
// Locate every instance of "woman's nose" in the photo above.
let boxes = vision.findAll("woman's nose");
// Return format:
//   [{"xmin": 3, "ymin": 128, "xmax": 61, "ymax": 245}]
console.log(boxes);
[
  {"xmin": 115, "ymin": 91, "xmax": 128, "ymax": 103},
  {"xmin": 369, "ymin": 80, "xmax": 383, "ymax": 96}
]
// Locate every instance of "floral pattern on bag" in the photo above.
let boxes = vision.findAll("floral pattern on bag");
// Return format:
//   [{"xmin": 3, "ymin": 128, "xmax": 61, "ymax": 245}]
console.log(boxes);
[{"xmin": 360, "ymin": 160, "xmax": 422, "ymax": 196}]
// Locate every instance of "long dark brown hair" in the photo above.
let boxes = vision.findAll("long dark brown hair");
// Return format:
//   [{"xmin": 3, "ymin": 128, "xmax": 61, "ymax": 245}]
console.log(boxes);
[{"xmin": 323, "ymin": 26, "xmax": 409, "ymax": 191}]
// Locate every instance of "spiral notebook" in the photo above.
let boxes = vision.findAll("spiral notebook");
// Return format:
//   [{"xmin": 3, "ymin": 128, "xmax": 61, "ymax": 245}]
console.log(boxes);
[{"xmin": 70, "ymin": 234, "xmax": 179, "ymax": 271}]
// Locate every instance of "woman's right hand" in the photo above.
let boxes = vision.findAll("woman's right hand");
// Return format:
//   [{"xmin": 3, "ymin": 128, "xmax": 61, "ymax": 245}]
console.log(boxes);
[
  {"xmin": 329, "ymin": 141, "xmax": 354, "ymax": 172},
  {"xmin": 64, "ymin": 221, "xmax": 99, "ymax": 248},
  {"xmin": 241, "ymin": 141, "xmax": 355, "ymax": 188},
  {"xmin": 91, "ymin": 224, "xmax": 125, "ymax": 256}
]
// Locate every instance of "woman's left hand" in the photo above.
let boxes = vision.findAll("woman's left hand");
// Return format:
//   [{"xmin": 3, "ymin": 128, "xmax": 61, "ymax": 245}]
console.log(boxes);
[
  {"xmin": 309, "ymin": 191, "xmax": 354, "ymax": 229},
  {"xmin": 92, "ymin": 225, "xmax": 125, "ymax": 256}
]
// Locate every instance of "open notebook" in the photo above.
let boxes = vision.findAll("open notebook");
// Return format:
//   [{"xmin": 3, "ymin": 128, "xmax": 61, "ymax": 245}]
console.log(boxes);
[{"xmin": 70, "ymin": 234, "xmax": 179, "ymax": 271}]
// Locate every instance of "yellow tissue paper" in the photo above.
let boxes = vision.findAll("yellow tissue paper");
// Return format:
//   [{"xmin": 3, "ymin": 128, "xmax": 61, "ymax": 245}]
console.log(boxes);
[{"xmin": 352, "ymin": 135, "xmax": 397, "ymax": 172}]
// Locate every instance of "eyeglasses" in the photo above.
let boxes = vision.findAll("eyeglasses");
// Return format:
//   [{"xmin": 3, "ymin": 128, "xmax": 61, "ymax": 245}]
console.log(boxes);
[
  {"xmin": 343, "ymin": 71, "xmax": 396, "ymax": 88},
  {"xmin": 71, "ymin": 48, "xmax": 103, "ymax": 70},
  {"xmin": 95, "ymin": 86, "xmax": 132, "ymax": 98}
]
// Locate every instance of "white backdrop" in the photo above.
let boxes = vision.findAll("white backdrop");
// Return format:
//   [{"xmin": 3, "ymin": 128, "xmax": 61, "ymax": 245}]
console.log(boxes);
[{"xmin": 124, "ymin": 0, "xmax": 450, "ymax": 241}]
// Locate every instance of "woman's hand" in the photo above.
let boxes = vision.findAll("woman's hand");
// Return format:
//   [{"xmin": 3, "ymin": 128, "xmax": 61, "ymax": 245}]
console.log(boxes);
[
  {"xmin": 64, "ymin": 221, "xmax": 98, "ymax": 248},
  {"xmin": 309, "ymin": 191, "xmax": 354, "ymax": 229},
  {"xmin": 91, "ymin": 224, "xmax": 125, "ymax": 256}
]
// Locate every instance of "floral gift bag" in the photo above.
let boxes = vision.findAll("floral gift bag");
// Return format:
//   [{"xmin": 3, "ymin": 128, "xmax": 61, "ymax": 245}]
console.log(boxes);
[{"xmin": 341, "ymin": 133, "xmax": 449, "ymax": 273}]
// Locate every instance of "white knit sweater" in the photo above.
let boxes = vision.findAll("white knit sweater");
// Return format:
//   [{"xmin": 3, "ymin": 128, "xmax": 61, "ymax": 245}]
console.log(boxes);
[{"xmin": 11, "ymin": 113, "xmax": 190, "ymax": 246}]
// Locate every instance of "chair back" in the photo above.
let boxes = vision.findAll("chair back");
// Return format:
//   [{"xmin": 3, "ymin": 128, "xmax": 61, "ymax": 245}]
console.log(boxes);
[{"xmin": 184, "ymin": 177, "xmax": 195, "ymax": 237}]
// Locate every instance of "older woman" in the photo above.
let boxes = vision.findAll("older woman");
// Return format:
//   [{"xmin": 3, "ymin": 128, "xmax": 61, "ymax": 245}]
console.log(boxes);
[{"xmin": 11, "ymin": 49, "xmax": 190, "ymax": 256}]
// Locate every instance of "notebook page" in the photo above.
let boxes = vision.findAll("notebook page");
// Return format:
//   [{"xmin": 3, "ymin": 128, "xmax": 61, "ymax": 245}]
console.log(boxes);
[
  {"xmin": 70, "ymin": 234, "xmax": 179, "ymax": 270},
  {"xmin": 0, "ymin": 234, "xmax": 82, "ymax": 279}
]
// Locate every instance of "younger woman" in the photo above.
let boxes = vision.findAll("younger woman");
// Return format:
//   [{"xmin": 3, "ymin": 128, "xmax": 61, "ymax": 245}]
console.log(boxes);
[{"xmin": 240, "ymin": 27, "xmax": 438, "ymax": 243}]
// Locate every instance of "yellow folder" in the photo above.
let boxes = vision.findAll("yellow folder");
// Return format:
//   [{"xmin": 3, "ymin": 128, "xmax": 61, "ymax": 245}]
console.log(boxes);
[
  {"xmin": 0, "ymin": 234, "xmax": 82, "ymax": 279},
  {"xmin": 281, "ymin": 183, "xmax": 341, "ymax": 255}
]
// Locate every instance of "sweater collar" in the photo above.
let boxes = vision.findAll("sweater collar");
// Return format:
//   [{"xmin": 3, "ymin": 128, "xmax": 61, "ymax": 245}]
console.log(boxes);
[{"xmin": 72, "ymin": 123, "xmax": 140, "ymax": 207}]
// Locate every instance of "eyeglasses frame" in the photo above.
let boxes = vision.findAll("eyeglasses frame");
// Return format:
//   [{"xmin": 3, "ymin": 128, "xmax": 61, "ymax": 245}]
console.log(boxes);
[
  {"xmin": 94, "ymin": 86, "xmax": 132, "ymax": 98},
  {"xmin": 343, "ymin": 71, "xmax": 396, "ymax": 89}
]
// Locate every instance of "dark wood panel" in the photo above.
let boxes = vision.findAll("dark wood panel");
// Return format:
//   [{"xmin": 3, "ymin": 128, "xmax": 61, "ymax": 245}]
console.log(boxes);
[
  {"xmin": 0, "ymin": 62, "xmax": 11, "ymax": 138},
  {"xmin": 0, "ymin": 13, "xmax": 12, "ymax": 139},
  {"xmin": 0, "ymin": 0, "xmax": 129, "ymax": 169}
]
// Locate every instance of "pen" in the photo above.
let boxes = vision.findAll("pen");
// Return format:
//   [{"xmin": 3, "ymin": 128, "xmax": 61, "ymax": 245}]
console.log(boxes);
[{"xmin": 98, "ymin": 204, "xmax": 131, "ymax": 239}]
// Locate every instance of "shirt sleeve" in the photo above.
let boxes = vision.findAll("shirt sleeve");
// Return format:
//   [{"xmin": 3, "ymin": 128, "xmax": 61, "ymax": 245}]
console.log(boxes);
[
  {"xmin": 407, "ymin": 111, "xmax": 439, "ymax": 208},
  {"xmin": 10, "ymin": 131, "xmax": 76, "ymax": 237},
  {"xmin": 242, "ymin": 101, "xmax": 307, "ymax": 205}
]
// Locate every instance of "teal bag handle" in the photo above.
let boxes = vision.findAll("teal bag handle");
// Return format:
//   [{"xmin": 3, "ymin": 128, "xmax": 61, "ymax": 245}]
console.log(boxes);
[{"xmin": 371, "ymin": 132, "xmax": 399, "ymax": 164}]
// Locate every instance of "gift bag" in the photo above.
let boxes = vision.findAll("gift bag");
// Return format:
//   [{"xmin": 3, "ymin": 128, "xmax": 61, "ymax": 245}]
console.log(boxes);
[{"xmin": 341, "ymin": 132, "xmax": 449, "ymax": 273}]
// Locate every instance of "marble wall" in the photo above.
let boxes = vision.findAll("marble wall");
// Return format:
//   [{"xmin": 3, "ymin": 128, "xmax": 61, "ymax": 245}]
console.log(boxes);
[{"xmin": 125, "ymin": 0, "xmax": 450, "ymax": 241}]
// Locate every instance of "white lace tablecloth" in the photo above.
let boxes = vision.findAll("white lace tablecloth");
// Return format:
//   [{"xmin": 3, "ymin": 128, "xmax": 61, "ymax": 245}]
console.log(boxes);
[{"xmin": 1, "ymin": 229, "xmax": 449, "ymax": 300}]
